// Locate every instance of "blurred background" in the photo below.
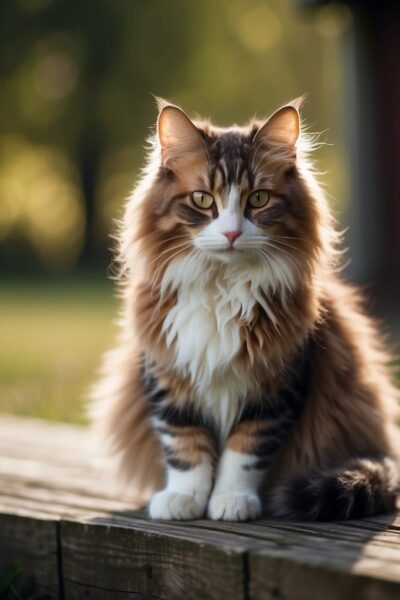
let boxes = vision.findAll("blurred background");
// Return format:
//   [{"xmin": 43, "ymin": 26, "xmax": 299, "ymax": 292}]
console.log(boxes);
[{"xmin": 0, "ymin": 0, "xmax": 399, "ymax": 424}]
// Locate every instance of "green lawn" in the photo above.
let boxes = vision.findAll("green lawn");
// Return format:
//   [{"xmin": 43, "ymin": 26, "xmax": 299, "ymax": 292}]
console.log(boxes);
[
  {"xmin": 0, "ymin": 274, "xmax": 118, "ymax": 424},
  {"xmin": 1, "ymin": 276, "xmax": 398, "ymax": 426}
]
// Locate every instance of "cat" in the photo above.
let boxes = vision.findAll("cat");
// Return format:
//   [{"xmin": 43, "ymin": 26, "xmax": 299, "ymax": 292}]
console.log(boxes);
[{"xmin": 91, "ymin": 97, "xmax": 400, "ymax": 521}]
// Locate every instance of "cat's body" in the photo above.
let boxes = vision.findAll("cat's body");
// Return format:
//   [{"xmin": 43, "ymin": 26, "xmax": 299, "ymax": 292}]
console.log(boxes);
[{"xmin": 92, "ymin": 99, "xmax": 399, "ymax": 521}]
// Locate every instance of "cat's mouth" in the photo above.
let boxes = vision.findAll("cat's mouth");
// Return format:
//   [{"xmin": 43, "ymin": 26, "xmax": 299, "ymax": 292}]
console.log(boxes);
[
  {"xmin": 194, "ymin": 241, "xmax": 255, "ymax": 262},
  {"xmin": 205, "ymin": 246, "xmax": 247, "ymax": 263},
  {"xmin": 210, "ymin": 246, "xmax": 241, "ymax": 254},
  {"xmin": 222, "ymin": 246, "xmax": 240, "ymax": 253},
  {"xmin": 194, "ymin": 244, "xmax": 238, "ymax": 254}
]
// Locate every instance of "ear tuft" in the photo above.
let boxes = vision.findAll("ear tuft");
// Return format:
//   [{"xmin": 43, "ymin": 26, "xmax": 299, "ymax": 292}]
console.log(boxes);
[
  {"xmin": 255, "ymin": 104, "xmax": 301, "ymax": 148},
  {"xmin": 157, "ymin": 104, "xmax": 208, "ymax": 170},
  {"xmin": 288, "ymin": 95, "xmax": 305, "ymax": 111},
  {"xmin": 152, "ymin": 94, "xmax": 170, "ymax": 112}
]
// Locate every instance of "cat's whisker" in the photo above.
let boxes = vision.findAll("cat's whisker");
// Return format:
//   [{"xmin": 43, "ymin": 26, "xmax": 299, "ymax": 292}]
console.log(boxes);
[
  {"xmin": 257, "ymin": 245, "xmax": 300, "ymax": 298},
  {"xmin": 147, "ymin": 242, "xmax": 193, "ymax": 268},
  {"xmin": 265, "ymin": 239, "xmax": 308, "ymax": 259},
  {"xmin": 262, "ymin": 242, "xmax": 303, "ymax": 277},
  {"xmin": 268, "ymin": 235, "xmax": 314, "ymax": 249},
  {"xmin": 161, "ymin": 234, "xmax": 192, "ymax": 244},
  {"xmin": 150, "ymin": 246, "xmax": 192, "ymax": 287},
  {"xmin": 186, "ymin": 248, "xmax": 203, "ymax": 272}
]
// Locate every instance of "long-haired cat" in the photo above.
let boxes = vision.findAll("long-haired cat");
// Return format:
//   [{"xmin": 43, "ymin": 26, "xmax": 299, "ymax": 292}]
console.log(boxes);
[{"xmin": 92, "ymin": 98, "xmax": 399, "ymax": 521}]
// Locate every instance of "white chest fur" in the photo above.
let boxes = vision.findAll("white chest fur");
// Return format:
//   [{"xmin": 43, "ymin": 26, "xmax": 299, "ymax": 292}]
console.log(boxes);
[{"xmin": 160, "ymin": 256, "xmax": 278, "ymax": 439}]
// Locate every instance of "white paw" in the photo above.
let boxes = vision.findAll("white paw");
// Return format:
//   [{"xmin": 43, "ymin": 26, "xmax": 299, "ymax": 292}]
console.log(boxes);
[
  {"xmin": 149, "ymin": 490, "xmax": 207, "ymax": 520},
  {"xmin": 207, "ymin": 492, "xmax": 261, "ymax": 521}
]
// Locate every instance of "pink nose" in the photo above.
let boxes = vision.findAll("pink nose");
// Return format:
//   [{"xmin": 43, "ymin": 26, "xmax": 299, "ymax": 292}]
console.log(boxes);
[{"xmin": 223, "ymin": 231, "xmax": 242, "ymax": 245}]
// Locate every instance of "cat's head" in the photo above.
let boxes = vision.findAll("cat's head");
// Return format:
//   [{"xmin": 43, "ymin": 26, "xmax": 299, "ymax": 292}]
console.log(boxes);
[{"xmin": 127, "ymin": 99, "xmax": 335, "ymax": 294}]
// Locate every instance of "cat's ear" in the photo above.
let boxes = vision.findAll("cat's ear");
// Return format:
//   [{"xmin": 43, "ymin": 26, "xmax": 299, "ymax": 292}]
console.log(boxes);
[
  {"xmin": 254, "ymin": 102, "xmax": 301, "ymax": 148},
  {"xmin": 157, "ymin": 103, "xmax": 208, "ymax": 170}
]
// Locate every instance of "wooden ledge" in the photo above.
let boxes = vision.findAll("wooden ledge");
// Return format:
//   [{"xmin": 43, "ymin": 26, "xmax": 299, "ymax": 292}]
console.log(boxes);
[{"xmin": 0, "ymin": 415, "xmax": 399, "ymax": 599}]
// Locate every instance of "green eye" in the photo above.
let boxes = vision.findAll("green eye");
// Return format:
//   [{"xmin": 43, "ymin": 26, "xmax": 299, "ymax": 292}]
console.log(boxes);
[
  {"xmin": 248, "ymin": 189, "xmax": 270, "ymax": 209},
  {"xmin": 192, "ymin": 191, "xmax": 214, "ymax": 209}
]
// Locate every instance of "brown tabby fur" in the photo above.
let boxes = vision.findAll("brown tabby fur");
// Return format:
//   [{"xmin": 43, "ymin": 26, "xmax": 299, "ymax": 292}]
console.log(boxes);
[{"xmin": 91, "ymin": 98, "xmax": 399, "ymax": 519}]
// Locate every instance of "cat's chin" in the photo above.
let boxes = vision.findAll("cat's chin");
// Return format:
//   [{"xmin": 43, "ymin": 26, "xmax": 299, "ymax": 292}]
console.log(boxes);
[
  {"xmin": 208, "ymin": 248, "xmax": 239, "ymax": 264},
  {"xmin": 205, "ymin": 248, "xmax": 257, "ymax": 266}
]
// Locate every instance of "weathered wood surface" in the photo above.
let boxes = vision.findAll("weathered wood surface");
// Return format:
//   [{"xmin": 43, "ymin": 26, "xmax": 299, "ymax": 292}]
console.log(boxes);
[{"xmin": 0, "ymin": 416, "xmax": 399, "ymax": 599}]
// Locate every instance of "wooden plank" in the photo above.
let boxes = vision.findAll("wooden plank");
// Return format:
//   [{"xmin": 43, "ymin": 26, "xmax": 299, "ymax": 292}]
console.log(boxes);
[
  {"xmin": 0, "ymin": 414, "xmax": 140, "ymax": 504},
  {"xmin": 0, "ymin": 416, "xmax": 250, "ymax": 598},
  {"xmin": 3, "ymin": 470, "xmax": 399, "ymax": 584},
  {"xmin": 0, "ymin": 514, "xmax": 60, "ymax": 599},
  {"xmin": 61, "ymin": 518, "xmax": 246, "ymax": 600},
  {"xmin": 249, "ymin": 551, "xmax": 400, "ymax": 600},
  {"xmin": 0, "ymin": 415, "xmax": 400, "ymax": 600},
  {"xmin": 169, "ymin": 516, "xmax": 400, "ymax": 582}
]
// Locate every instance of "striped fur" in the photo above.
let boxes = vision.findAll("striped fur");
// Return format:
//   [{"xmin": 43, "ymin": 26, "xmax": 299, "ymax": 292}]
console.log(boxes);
[{"xmin": 91, "ymin": 99, "xmax": 400, "ymax": 521}]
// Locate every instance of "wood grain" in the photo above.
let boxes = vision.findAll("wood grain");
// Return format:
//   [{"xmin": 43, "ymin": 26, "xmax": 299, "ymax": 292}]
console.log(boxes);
[
  {"xmin": 0, "ymin": 415, "xmax": 399, "ymax": 600},
  {"xmin": 0, "ymin": 514, "xmax": 60, "ymax": 598},
  {"xmin": 61, "ymin": 519, "xmax": 246, "ymax": 600},
  {"xmin": 249, "ymin": 551, "xmax": 400, "ymax": 600}
]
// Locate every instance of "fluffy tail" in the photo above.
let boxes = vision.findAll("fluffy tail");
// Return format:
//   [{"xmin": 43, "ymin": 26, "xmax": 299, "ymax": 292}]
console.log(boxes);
[
  {"xmin": 89, "ymin": 340, "xmax": 164, "ymax": 501},
  {"xmin": 268, "ymin": 456, "xmax": 399, "ymax": 521}
]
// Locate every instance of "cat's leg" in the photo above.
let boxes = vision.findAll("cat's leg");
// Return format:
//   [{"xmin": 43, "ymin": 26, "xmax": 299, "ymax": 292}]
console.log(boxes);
[
  {"xmin": 207, "ymin": 420, "xmax": 271, "ymax": 521},
  {"xmin": 208, "ymin": 403, "xmax": 302, "ymax": 521},
  {"xmin": 146, "ymin": 376, "xmax": 216, "ymax": 520},
  {"xmin": 149, "ymin": 420, "xmax": 215, "ymax": 519},
  {"xmin": 208, "ymin": 453, "xmax": 263, "ymax": 521}
]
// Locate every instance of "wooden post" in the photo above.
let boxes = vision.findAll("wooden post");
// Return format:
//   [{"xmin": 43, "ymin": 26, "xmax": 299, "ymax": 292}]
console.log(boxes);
[{"xmin": 298, "ymin": 1, "xmax": 400, "ymax": 312}]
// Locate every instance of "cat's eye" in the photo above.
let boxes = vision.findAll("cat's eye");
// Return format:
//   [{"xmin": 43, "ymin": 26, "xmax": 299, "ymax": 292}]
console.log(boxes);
[
  {"xmin": 192, "ymin": 191, "xmax": 214, "ymax": 209},
  {"xmin": 248, "ymin": 189, "xmax": 270, "ymax": 209}
]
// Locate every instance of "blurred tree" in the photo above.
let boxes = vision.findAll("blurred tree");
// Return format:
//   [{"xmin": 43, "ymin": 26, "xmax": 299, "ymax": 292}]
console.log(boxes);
[
  {"xmin": 0, "ymin": 0, "xmax": 121, "ymax": 266},
  {"xmin": 0, "ymin": 0, "xmax": 349, "ymax": 273},
  {"xmin": 298, "ymin": 0, "xmax": 400, "ymax": 316}
]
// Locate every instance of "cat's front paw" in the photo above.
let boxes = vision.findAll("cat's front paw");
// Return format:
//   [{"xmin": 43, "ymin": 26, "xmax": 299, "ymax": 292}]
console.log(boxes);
[
  {"xmin": 207, "ymin": 492, "xmax": 261, "ymax": 521},
  {"xmin": 149, "ymin": 490, "xmax": 207, "ymax": 520}
]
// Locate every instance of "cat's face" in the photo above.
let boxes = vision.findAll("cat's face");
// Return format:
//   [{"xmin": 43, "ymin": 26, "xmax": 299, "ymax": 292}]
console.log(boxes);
[{"xmin": 136, "ymin": 101, "xmax": 320, "ymax": 291}]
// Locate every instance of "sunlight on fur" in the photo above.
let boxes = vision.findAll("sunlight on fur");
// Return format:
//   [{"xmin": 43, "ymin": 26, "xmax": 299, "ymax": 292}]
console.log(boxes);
[{"xmin": 91, "ymin": 98, "xmax": 399, "ymax": 522}]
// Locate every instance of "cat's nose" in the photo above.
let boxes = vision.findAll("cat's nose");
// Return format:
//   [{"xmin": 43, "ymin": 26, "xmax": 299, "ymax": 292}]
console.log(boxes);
[{"xmin": 223, "ymin": 231, "xmax": 242, "ymax": 245}]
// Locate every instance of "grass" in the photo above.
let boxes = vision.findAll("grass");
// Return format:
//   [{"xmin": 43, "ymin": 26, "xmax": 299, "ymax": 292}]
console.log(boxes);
[
  {"xmin": 0, "ymin": 274, "xmax": 118, "ymax": 424},
  {"xmin": 1, "ymin": 274, "xmax": 398, "ymax": 426}
]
